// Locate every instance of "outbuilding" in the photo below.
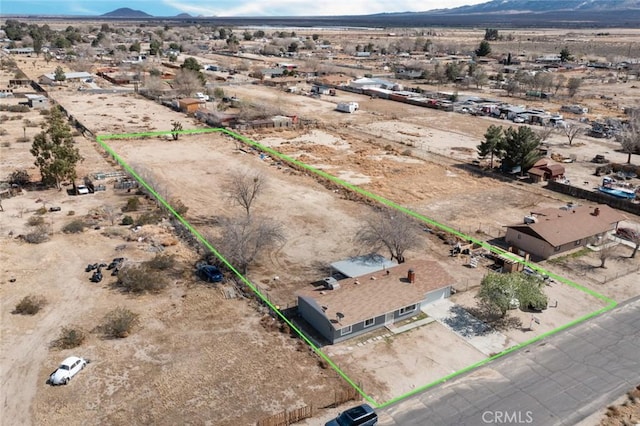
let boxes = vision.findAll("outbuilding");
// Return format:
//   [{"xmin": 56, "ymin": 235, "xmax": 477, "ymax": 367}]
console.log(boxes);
[{"xmin": 24, "ymin": 94, "xmax": 49, "ymax": 109}]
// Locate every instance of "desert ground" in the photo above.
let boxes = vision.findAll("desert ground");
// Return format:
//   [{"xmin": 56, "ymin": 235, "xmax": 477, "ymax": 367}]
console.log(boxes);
[{"xmin": 2, "ymin": 24, "xmax": 640, "ymax": 425}]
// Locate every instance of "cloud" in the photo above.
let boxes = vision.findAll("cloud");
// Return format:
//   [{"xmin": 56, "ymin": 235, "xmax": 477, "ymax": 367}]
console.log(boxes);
[
  {"xmin": 162, "ymin": 0, "xmax": 483, "ymax": 17},
  {"xmin": 68, "ymin": 2, "xmax": 101, "ymax": 15}
]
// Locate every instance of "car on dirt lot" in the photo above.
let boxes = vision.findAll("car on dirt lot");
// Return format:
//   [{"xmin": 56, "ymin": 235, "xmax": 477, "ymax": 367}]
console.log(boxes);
[
  {"xmin": 325, "ymin": 404, "xmax": 378, "ymax": 426},
  {"xmin": 616, "ymin": 227, "xmax": 640, "ymax": 241},
  {"xmin": 48, "ymin": 356, "xmax": 87, "ymax": 385},
  {"xmin": 196, "ymin": 265, "xmax": 224, "ymax": 283},
  {"xmin": 76, "ymin": 185, "xmax": 89, "ymax": 195}
]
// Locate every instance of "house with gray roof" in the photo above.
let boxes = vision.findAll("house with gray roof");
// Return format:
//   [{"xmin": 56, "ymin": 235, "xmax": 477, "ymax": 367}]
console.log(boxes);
[
  {"xmin": 504, "ymin": 204, "xmax": 626, "ymax": 260},
  {"xmin": 297, "ymin": 259, "xmax": 454, "ymax": 344},
  {"xmin": 39, "ymin": 71, "xmax": 93, "ymax": 85}
]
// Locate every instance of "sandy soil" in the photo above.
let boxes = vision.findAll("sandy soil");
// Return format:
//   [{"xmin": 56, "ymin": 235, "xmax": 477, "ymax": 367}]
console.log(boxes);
[
  {"xmin": 3, "ymin": 35, "xmax": 640, "ymax": 424},
  {"xmin": 324, "ymin": 322, "xmax": 487, "ymax": 402}
]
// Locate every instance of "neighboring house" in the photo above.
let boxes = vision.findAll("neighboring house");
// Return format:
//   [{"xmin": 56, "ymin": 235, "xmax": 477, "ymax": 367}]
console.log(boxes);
[
  {"xmin": 297, "ymin": 258, "xmax": 454, "ymax": 344},
  {"xmin": 504, "ymin": 204, "xmax": 626, "ymax": 260},
  {"xmin": 24, "ymin": 94, "xmax": 49, "ymax": 109},
  {"xmin": 39, "ymin": 71, "xmax": 93, "ymax": 85},
  {"xmin": 527, "ymin": 159, "xmax": 565, "ymax": 183},
  {"xmin": 395, "ymin": 68, "xmax": 423, "ymax": 79},
  {"xmin": 260, "ymin": 68, "xmax": 285, "ymax": 78},
  {"xmin": 177, "ymin": 98, "xmax": 204, "ymax": 114}
]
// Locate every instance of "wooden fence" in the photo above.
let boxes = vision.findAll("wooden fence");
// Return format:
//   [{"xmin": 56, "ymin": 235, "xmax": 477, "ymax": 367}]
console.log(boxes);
[
  {"xmin": 329, "ymin": 385, "xmax": 361, "ymax": 408},
  {"xmin": 256, "ymin": 405, "xmax": 313, "ymax": 426}
]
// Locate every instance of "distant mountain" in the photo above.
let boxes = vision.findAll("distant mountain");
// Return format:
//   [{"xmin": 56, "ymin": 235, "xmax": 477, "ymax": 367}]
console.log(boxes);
[
  {"xmin": 101, "ymin": 8, "xmax": 152, "ymax": 18},
  {"xmin": 430, "ymin": 0, "xmax": 640, "ymax": 15},
  {"xmin": 175, "ymin": 13, "xmax": 193, "ymax": 18}
]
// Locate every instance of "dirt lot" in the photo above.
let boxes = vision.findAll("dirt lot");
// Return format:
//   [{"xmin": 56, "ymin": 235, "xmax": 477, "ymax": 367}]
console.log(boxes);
[{"xmin": 2, "ymin": 31, "xmax": 640, "ymax": 424}]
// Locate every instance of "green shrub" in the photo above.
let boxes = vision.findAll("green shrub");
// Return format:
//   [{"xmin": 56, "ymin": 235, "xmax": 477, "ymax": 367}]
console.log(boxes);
[
  {"xmin": 52, "ymin": 326, "xmax": 86, "ymax": 349},
  {"xmin": 0, "ymin": 104, "xmax": 29, "ymax": 112},
  {"xmin": 116, "ymin": 264, "xmax": 169, "ymax": 293},
  {"xmin": 14, "ymin": 295, "xmax": 47, "ymax": 315},
  {"xmin": 62, "ymin": 219, "xmax": 85, "ymax": 234},
  {"xmin": 23, "ymin": 225, "xmax": 50, "ymax": 244},
  {"xmin": 8, "ymin": 169, "xmax": 29, "ymax": 186},
  {"xmin": 144, "ymin": 253, "xmax": 176, "ymax": 271},
  {"xmin": 122, "ymin": 197, "xmax": 141, "ymax": 212},
  {"xmin": 102, "ymin": 307, "xmax": 139, "ymax": 338},
  {"xmin": 135, "ymin": 211, "xmax": 161, "ymax": 226},
  {"xmin": 27, "ymin": 216, "xmax": 45, "ymax": 226},
  {"xmin": 121, "ymin": 215, "xmax": 134, "ymax": 225}
]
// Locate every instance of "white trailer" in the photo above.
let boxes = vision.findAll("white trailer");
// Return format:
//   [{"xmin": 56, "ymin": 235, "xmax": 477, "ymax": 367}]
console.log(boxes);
[{"xmin": 336, "ymin": 102, "xmax": 359, "ymax": 113}]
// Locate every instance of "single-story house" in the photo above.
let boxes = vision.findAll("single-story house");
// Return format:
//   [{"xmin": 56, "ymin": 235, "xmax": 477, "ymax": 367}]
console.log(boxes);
[
  {"xmin": 39, "ymin": 71, "xmax": 93, "ymax": 85},
  {"xmin": 177, "ymin": 98, "xmax": 204, "ymax": 114},
  {"xmin": 297, "ymin": 259, "xmax": 454, "ymax": 344},
  {"xmin": 260, "ymin": 68, "xmax": 285, "ymax": 78},
  {"xmin": 395, "ymin": 69, "xmax": 423, "ymax": 79},
  {"xmin": 24, "ymin": 94, "xmax": 49, "ymax": 109},
  {"xmin": 504, "ymin": 204, "xmax": 626, "ymax": 260},
  {"xmin": 527, "ymin": 159, "xmax": 565, "ymax": 183}
]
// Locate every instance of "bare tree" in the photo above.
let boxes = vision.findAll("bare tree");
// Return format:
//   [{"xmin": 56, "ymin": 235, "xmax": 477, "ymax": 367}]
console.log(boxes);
[
  {"xmin": 172, "ymin": 69, "xmax": 203, "ymax": 97},
  {"xmin": 534, "ymin": 124, "xmax": 555, "ymax": 144},
  {"xmin": 355, "ymin": 208, "xmax": 422, "ymax": 264},
  {"xmin": 626, "ymin": 231, "xmax": 640, "ymax": 259},
  {"xmin": 598, "ymin": 240, "xmax": 616, "ymax": 268},
  {"xmin": 102, "ymin": 205, "xmax": 119, "ymax": 226},
  {"xmin": 216, "ymin": 215, "xmax": 286, "ymax": 274},
  {"xmin": 563, "ymin": 123, "xmax": 582, "ymax": 146},
  {"xmin": 617, "ymin": 113, "xmax": 640, "ymax": 164},
  {"xmin": 567, "ymin": 77, "xmax": 582, "ymax": 98},
  {"xmin": 554, "ymin": 74, "xmax": 566, "ymax": 95},
  {"xmin": 225, "ymin": 171, "xmax": 266, "ymax": 217},
  {"xmin": 144, "ymin": 75, "xmax": 166, "ymax": 98}
]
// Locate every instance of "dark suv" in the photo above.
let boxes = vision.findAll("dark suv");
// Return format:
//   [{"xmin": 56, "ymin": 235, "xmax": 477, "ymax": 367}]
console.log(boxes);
[
  {"xmin": 196, "ymin": 265, "xmax": 224, "ymax": 283},
  {"xmin": 325, "ymin": 404, "xmax": 378, "ymax": 426}
]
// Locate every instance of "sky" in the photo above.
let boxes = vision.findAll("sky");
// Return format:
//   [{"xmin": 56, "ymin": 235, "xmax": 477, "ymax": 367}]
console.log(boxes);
[{"xmin": 0, "ymin": 0, "xmax": 488, "ymax": 17}]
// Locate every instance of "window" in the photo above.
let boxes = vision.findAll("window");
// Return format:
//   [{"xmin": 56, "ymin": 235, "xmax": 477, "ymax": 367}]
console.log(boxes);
[
  {"xmin": 554, "ymin": 246, "xmax": 561, "ymax": 252},
  {"xmin": 399, "ymin": 304, "xmax": 417, "ymax": 315},
  {"xmin": 340, "ymin": 325, "xmax": 352, "ymax": 336},
  {"xmin": 575, "ymin": 239, "xmax": 582, "ymax": 246},
  {"xmin": 517, "ymin": 234, "xmax": 521, "ymax": 239},
  {"xmin": 364, "ymin": 318, "xmax": 375, "ymax": 328}
]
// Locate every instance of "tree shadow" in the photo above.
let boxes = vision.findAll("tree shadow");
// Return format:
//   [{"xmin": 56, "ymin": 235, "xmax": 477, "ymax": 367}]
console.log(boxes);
[
  {"xmin": 466, "ymin": 304, "xmax": 523, "ymax": 332},
  {"xmin": 443, "ymin": 304, "xmax": 493, "ymax": 337}
]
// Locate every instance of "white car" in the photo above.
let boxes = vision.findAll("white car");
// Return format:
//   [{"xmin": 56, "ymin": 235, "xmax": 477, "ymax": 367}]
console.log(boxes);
[
  {"xmin": 76, "ymin": 185, "xmax": 89, "ymax": 195},
  {"xmin": 48, "ymin": 356, "xmax": 87, "ymax": 385},
  {"xmin": 195, "ymin": 92, "xmax": 210, "ymax": 101},
  {"xmin": 513, "ymin": 116, "xmax": 525, "ymax": 123}
]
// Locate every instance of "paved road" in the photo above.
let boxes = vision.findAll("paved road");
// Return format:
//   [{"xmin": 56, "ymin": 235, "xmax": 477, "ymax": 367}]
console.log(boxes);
[{"xmin": 379, "ymin": 298, "xmax": 640, "ymax": 426}]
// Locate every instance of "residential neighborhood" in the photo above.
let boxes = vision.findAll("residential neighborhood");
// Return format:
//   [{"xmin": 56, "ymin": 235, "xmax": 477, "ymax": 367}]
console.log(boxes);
[{"xmin": 1, "ymin": 6, "xmax": 640, "ymax": 425}]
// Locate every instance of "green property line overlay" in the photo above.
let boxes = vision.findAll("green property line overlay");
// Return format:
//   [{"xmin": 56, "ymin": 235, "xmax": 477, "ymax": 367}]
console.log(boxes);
[{"xmin": 96, "ymin": 127, "xmax": 617, "ymax": 409}]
